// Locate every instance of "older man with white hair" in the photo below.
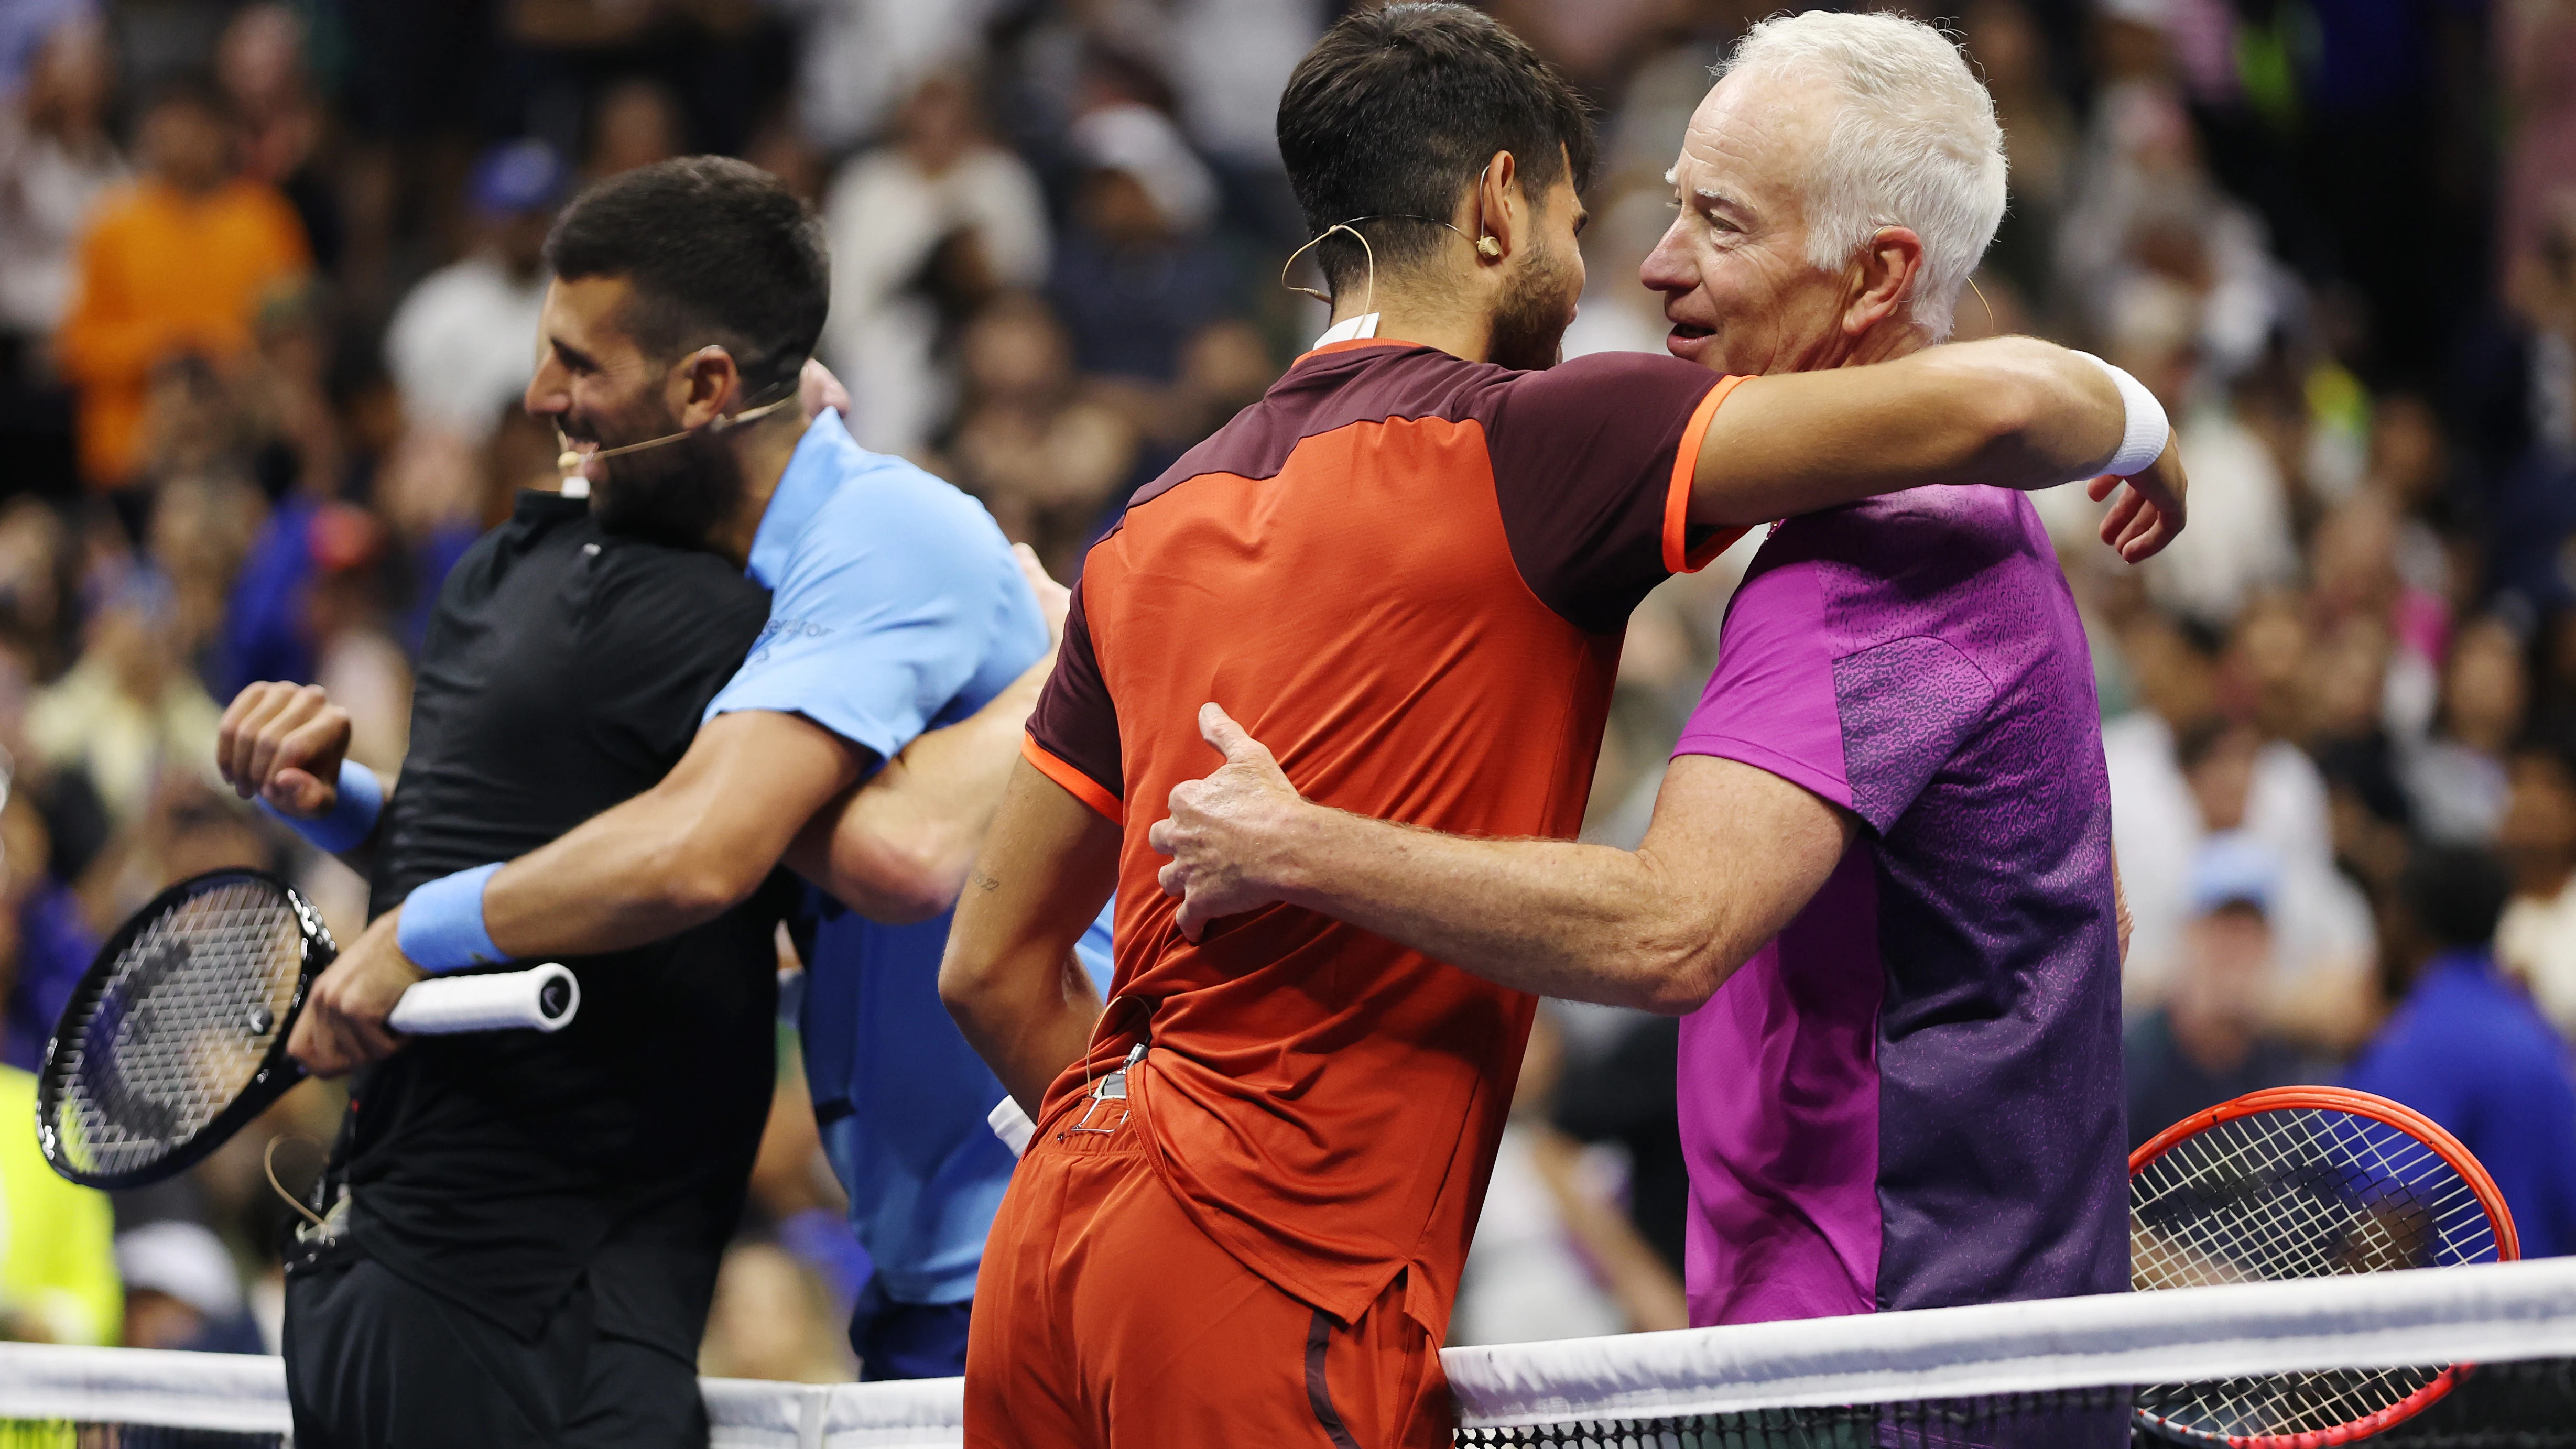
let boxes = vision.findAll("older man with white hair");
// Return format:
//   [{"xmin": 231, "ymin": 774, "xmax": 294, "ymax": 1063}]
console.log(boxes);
[{"xmin": 1151, "ymin": 8, "xmax": 2145, "ymax": 1339}]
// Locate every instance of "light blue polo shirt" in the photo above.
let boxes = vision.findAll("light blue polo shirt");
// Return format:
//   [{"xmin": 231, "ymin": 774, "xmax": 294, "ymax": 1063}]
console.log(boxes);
[{"xmin": 709, "ymin": 410, "xmax": 1113, "ymax": 1306}]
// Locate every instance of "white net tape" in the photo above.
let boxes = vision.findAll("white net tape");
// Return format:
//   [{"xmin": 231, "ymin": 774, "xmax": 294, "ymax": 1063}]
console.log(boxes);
[
  {"xmin": 1445, "ymin": 1256, "xmax": 2576, "ymax": 1432},
  {"xmin": 5, "ymin": 1259, "xmax": 2575, "ymax": 1445}
]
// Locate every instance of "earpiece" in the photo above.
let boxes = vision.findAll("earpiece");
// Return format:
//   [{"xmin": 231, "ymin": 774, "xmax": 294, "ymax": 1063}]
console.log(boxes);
[{"xmin": 1476, "ymin": 236, "xmax": 1503, "ymax": 259}]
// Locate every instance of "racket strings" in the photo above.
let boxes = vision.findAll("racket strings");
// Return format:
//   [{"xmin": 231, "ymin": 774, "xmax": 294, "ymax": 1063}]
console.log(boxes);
[
  {"xmin": 2143, "ymin": 1364, "xmax": 2438, "ymax": 1440},
  {"xmin": 2134, "ymin": 1109, "xmax": 2493, "ymax": 1286},
  {"xmin": 44, "ymin": 879, "xmax": 305, "ymax": 1179},
  {"xmin": 2131, "ymin": 1104, "xmax": 2502, "ymax": 1442}
]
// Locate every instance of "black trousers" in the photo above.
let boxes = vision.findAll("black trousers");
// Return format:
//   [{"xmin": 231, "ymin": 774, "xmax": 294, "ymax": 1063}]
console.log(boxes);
[{"xmin": 284, "ymin": 1255, "xmax": 707, "ymax": 1449}]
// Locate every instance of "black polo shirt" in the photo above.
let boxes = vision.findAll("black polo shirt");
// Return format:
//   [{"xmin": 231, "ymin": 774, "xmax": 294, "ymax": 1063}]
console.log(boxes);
[{"xmin": 335, "ymin": 489, "xmax": 787, "ymax": 1355}]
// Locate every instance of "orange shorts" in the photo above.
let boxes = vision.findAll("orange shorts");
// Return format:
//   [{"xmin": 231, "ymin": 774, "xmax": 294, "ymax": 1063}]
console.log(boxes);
[{"xmin": 963, "ymin": 1086, "xmax": 1450, "ymax": 1449}]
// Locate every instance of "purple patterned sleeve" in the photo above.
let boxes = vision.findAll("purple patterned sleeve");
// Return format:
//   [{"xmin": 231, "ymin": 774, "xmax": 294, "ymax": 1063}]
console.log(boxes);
[{"xmin": 1830, "ymin": 637, "xmax": 1995, "ymax": 833}]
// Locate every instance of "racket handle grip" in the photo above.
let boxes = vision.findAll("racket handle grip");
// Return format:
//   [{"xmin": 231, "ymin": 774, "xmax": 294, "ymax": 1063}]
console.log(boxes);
[
  {"xmin": 989, "ymin": 1095, "xmax": 1037, "ymax": 1158},
  {"xmin": 386, "ymin": 963, "xmax": 581, "ymax": 1035}
]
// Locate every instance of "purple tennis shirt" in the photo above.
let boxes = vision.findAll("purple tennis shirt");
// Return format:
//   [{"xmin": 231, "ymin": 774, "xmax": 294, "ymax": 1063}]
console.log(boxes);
[{"xmin": 1671, "ymin": 486, "xmax": 2128, "ymax": 1328}]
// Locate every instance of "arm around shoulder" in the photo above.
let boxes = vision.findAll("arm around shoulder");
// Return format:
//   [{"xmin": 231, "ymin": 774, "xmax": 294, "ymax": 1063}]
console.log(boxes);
[
  {"xmin": 784, "ymin": 544, "xmax": 1070, "ymax": 922},
  {"xmin": 1685, "ymin": 337, "xmax": 2159, "ymax": 531},
  {"xmin": 482, "ymin": 709, "xmax": 869, "ymax": 959}
]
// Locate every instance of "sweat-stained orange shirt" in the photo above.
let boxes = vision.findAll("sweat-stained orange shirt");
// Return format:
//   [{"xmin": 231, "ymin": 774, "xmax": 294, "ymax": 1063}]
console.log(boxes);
[
  {"xmin": 55, "ymin": 177, "xmax": 309, "ymax": 485},
  {"xmin": 1023, "ymin": 339, "xmax": 1747, "ymax": 1332}
]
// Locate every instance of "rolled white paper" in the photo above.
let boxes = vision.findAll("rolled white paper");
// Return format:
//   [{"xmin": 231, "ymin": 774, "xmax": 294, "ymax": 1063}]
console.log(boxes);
[
  {"xmin": 988, "ymin": 1096, "xmax": 1036, "ymax": 1158},
  {"xmin": 386, "ymin": 963, "xmax": 580, "ymax": 1036}
]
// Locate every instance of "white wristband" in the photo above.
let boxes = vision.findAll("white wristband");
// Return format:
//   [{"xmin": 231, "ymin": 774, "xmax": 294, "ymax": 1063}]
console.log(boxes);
[{"xmin": 2077, "ymin": 352, "xmax": 2170, "ymax": 477}]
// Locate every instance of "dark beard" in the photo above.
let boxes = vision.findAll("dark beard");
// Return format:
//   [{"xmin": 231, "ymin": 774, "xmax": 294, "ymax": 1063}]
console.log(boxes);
[
  {"xmin": 588, "ymin": 416, "xmax": 747, "ymax": 551},
  {"xmin": 1487, "ymin": 239, "xmax": 1579, "ymax": 372}
]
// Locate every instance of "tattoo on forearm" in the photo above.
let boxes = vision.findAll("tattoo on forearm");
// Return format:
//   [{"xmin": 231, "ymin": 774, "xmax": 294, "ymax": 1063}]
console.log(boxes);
[{"xmin": 971, "ymin": 869, "xmax": 1001, "ymax": 893}]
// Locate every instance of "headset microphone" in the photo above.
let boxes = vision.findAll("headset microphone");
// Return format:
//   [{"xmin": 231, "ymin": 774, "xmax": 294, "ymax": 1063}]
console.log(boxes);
[{"xmin": 555, "ymin": 391, "xmax": 797, "ymax": 484}]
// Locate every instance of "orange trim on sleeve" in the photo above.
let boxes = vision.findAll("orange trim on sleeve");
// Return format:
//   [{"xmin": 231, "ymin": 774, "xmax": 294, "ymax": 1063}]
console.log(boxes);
[
  {"xmin": 1021, "ymin": 735, "xmax": 1124, "ymax": 824},
  {"xmin": 1662, "ymin": 373, "xmax": 1757, "ymax": 574}
]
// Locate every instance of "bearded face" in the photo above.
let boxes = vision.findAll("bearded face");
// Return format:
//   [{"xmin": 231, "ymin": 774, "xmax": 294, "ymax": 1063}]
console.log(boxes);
[
  {"xmin": 1486, "ymin": 229, "xmax": 1582, "ymax": 372},
  {"xmin": 558, "ymin": 380, "xmax": 747, "ymax": 550}
]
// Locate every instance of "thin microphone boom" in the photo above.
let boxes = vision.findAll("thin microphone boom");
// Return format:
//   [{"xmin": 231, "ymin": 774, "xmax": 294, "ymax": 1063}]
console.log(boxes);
[{"xmin": 555, "ymin": 392, "xmax": 796, "ymax": 477}]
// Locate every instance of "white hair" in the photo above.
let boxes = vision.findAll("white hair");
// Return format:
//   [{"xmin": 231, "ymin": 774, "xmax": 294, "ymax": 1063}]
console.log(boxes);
[{"xmin": 1716, "ymin": 11, "xmax": 2007, "ymax": 341}]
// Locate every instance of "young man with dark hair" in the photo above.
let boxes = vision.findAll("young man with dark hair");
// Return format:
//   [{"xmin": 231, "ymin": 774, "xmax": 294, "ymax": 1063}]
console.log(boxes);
[
  {"xmin": 234, "ymin": 159, "xmax": 1089, "ymax": 1428},
  {"xmin": 941, "ymin": 6, "xmax": 2183, "ymax": 1446}
]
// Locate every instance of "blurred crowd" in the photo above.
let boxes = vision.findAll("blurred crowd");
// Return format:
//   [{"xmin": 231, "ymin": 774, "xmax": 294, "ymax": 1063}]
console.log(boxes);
[{"xmin": 0, "ymin": 0, "xmax": 2572, "ymax": 1372}]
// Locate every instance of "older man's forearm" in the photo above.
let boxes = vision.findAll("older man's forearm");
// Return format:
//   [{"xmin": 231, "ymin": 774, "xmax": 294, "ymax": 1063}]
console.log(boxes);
[
  {"xmin": 1688, "ymin": 337, "xmax": 2127, "ymax": 527},
  {"xmin": 1263, "ymin": 808, "xmax": 1725, "ymax": 1014}
]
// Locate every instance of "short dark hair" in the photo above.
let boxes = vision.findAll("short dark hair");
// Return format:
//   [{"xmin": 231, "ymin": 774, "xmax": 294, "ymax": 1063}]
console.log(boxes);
[
  {"xmin": 1276, "ymin": 4, "xmax": 1593, "ymax": 295},
  {"xmin": 544, "ymin": 157, "xmax": 828, "ymax": 400},
  {"xmin": 2399, "ymin": 846, "xmax": 2512, "ymax": 952}
]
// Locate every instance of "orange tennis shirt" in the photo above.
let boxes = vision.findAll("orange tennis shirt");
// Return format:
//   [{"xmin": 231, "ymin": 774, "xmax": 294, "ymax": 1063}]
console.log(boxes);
[{"xmin": 1024, "ymin": 339, "xmax": 1746, "ymax": 1331}]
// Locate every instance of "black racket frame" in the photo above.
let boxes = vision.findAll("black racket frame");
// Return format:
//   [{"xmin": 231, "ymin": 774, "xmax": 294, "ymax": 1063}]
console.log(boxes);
[{"xmin": 36, "ymin": 867, "xmax": 337, "ymax": 1190}]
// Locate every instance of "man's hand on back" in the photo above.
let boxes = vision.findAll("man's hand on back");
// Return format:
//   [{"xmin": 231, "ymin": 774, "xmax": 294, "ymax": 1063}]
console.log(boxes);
[
  {"xmin": 287, "ymin": 911, "xmax": 423, "ymax": 1076},
  {"xmin": 1149, "ymin": 704, "xmax": 1317, "ymax": 940},
  {"xmin": 217, "ymin": 682, "xmax": 353, "ymax": 818},
  {"xmin": 2092, "ymin": 428, "xmax": 2187, "ymax": 563}
]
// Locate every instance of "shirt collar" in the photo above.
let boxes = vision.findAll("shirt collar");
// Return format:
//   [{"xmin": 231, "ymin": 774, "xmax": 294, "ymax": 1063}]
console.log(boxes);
[
  {"xmin": 1312, "ymin": 312, "xmax": 1379, "ymax": 348},
  {"xmin": 747, "ymin": 409, "xmax": 856, "ymax": 589}
]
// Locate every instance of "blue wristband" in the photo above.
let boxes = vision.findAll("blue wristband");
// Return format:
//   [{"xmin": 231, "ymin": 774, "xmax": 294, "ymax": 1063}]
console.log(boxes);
[
  {"xmin": 397, "ymin": 863, "xmax": 506, "ymax": 974},
  {"xmin": 256, "ymin": 759, "xmax": 384, "ymax": 855}
]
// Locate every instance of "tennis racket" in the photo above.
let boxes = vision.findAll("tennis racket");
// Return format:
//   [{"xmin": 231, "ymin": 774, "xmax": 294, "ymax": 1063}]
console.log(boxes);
[
  {"xmin": 35, "ymin": 867, "xmax": 580, "ymax": 1190},
  {"xmin": 2128, "ymin": 1085, "xmax": 2518, "ymax": 1447}
]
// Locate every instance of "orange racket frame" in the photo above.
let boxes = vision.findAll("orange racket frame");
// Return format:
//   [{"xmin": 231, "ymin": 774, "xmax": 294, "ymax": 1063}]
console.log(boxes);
[{"xmin": 2127, "ymin": 1085, "xmax": 2520, "ymax": 1448}]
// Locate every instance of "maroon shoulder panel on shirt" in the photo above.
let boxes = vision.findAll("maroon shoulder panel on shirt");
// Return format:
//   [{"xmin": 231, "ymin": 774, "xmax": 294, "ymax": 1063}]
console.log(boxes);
[
  {"xmin": 1026, "ymin": 578, "xmax": 1122, "ymax": 803},
  {"xmin": 1478, "ymin": 351, "xmax": 1724, "ymax": 636},
  {"xmin": 1126, "ymin": 342, "xmax": 1507, "ymax": 508},
  {"xmin": 1112, "ymin": 342, "xmax": 1720, "ymax": 641}
]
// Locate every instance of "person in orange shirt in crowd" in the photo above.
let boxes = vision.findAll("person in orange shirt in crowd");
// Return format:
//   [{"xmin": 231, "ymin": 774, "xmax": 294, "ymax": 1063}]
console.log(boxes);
[{"xmin": 55, "ymin": 73, "xmax": 308, "ymax": 487}]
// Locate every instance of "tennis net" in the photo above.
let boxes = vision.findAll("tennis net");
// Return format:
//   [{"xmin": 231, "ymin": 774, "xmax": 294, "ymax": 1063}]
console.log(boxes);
[{"xmin": 4, "ymin": 1257, "xmax": 2573, "ymax": 1447}]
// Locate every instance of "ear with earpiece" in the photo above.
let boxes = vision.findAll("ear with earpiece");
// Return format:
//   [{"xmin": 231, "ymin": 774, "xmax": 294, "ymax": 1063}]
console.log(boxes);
[{"xmin": 1476, "ymin": 236, "xmax": 1503, "ymax": 259}]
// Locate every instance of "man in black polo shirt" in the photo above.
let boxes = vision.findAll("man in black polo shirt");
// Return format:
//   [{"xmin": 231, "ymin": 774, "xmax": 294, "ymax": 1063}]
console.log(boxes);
[
  {"xmin": 271, "ymin": 484, "xmax": 781, "ymax": 1448},
  {"xmin": 217, "ymin": 176, "xmax": 820, "ymax": 1448},
  {"xmin": 225, "ymin": 161, "xmax": 1062, "ymax": 1443}
]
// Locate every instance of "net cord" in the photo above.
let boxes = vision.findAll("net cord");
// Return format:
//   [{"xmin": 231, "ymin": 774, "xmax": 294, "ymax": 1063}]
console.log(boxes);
[
  {"xmin": 10, "ymin": 1258, "xmax": 2576, "ymax": 1445},
  {"xmin": 0, "ymin": 1345, "xmax": 963, "ymax": 1449},
  {"xmin": 0, "ymin": 1345, "xmax": 290, "ymax": 1435},
  {"xmin": 1443, "ymin": 1255, "xmax": 2576, "ymax": 1430}
]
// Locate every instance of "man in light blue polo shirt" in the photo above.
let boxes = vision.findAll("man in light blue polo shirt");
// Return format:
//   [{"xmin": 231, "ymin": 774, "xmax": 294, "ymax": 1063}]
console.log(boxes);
[
  {"xmin": 798, "ymin": 896, "xmax": 1113, "ymax": 1375},
  {"xmin": 706, "ymin": 404, "xmax": 1114, "ymax": 1376},
  {"xmin": 271, "ymin": 158, "xmax": 1108, "ymax": 1378}
]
